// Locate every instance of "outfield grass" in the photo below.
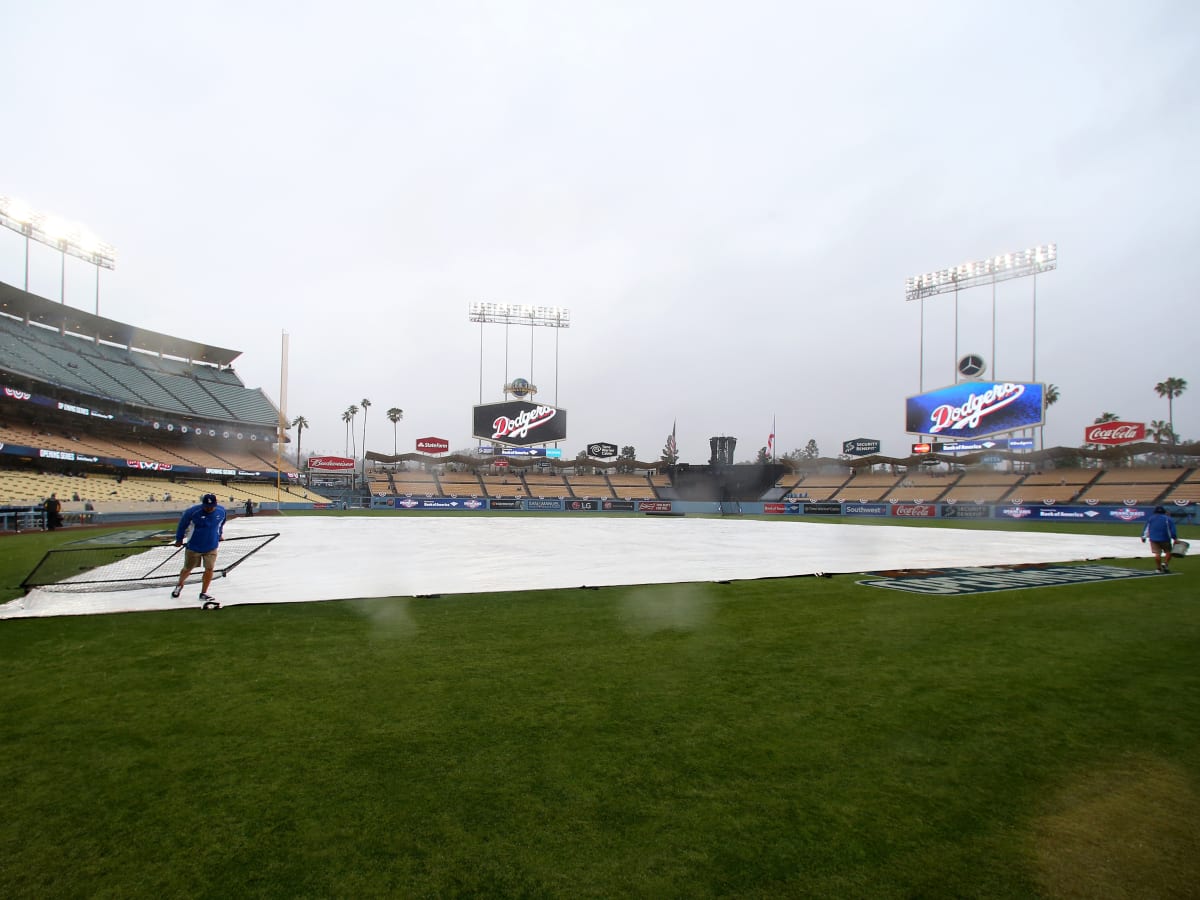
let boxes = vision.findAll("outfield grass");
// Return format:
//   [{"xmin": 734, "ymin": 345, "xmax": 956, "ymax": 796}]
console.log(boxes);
[{"xmin": 1, "ymin": 519, "xmax": 1197, "ymax": 898}]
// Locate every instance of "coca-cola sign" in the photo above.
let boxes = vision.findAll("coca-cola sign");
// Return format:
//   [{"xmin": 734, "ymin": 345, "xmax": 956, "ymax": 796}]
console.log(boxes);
[
  {"xmin": 416, "ymin": 436, "xmax": 450, "ymax": 454},
  {"xmin": 473, "ymin": 400, "xmax": 567, "ymax": 447},
  {"xmin": 891, "ymin": 504, "xmax": 936, "ymax": 518},
  {"xmin": 1084, "ymin": 422, "xmax": 1145, "ymax": 445},
  {"xmin": 309, "ymin": 455, "xmax": 355, "ymax": 472}
]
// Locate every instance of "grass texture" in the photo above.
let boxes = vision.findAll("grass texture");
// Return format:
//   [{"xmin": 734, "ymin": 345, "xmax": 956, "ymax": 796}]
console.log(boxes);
[{"xmin": 1, "ymin": 520, "xmax": 1197, "ymax": 898}]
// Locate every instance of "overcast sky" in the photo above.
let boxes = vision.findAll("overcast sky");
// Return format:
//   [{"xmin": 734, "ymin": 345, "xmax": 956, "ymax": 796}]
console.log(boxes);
[{"xmin": 3, "ymin": 1, "xmax": 1198, "ymax": 463}]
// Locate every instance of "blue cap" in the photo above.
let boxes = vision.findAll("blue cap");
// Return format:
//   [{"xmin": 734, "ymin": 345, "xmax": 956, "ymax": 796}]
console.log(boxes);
[{"xmin": 202, "ymin": 493, "xmax": 218, "ymax": 506}]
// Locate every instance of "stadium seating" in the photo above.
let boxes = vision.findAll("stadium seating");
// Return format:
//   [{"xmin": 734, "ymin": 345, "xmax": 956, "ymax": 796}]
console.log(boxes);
[
  {"xmin": 524, "ymin": 472, "xmax": 569, "ymax": 497},
  {"xmin": 438, "ymin": 470, "xmax": 484, "ymax": 497},
  {"xmin": 564, "ymin": 474, "xmax": 612, "ymax": 498},
  {"xmin": 1162, "ymin": 470, "xmax": 1200, "ymax": 503},
  {"xmin": 478, "ymin": 473, "xmax": 529, "ymax": 497}
]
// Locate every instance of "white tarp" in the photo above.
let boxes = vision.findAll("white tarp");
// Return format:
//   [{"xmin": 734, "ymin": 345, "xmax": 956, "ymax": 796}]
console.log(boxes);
[{"xmin": 1, "ymin": 515, "xmax": 1143, "ymax": 619}]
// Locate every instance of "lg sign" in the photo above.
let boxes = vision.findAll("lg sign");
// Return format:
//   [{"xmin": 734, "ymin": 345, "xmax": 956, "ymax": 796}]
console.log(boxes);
[{"xmin": 416, "ymin": 436, "xmax": 450, "ymax": 454}]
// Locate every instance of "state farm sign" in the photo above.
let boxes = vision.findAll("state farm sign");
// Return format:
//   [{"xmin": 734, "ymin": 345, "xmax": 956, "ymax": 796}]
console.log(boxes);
[
  {"xmin": 1084, "ymin": 422, "xmax": 1145, "ymax": 445},
  {"xmin": 309, "ymin": 455, "xmax": 355, "ymax": 472},
  {"xmin": 416, "ymin": 436, "xmax": 450, "ymax": 454}
]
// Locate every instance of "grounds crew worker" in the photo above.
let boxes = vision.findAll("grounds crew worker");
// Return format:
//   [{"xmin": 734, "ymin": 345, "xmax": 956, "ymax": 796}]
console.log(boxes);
[{"xmin": 171, "ymin": 493, "xmax": 226, "ymax": 603}]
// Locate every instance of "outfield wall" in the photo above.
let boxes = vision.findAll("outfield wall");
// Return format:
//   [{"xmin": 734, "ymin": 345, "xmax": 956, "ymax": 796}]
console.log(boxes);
[{"xmin": 368, "ymin": 495, "xmax": 1197, "ymax": 525}]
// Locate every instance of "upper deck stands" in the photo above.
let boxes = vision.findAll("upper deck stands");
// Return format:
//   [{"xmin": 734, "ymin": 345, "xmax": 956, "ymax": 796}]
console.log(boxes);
[{"xmin": 0, "ymin": 308, "xmax": 280, "ymax": 426}]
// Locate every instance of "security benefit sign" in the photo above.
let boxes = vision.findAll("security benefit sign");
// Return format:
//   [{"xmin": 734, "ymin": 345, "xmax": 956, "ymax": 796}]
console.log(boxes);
[
  {"xmin": 906, "ymin": 382, "xmax": 1045, "ymax": 441},
  {"xmin": 473, "ymin": 400, "xmax": 568, "ymax": 447}
]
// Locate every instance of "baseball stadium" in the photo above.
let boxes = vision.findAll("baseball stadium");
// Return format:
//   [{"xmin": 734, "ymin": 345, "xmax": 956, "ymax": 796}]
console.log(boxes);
[{"xmin": 1, "ymin": 238, "xmax": 1198, "ymax": 895}]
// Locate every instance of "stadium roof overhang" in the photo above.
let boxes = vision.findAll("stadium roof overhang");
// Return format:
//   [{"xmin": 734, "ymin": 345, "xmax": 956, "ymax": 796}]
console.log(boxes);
[{"xmin": 0, "ymin": 280, "xmax": 241, "ymax": 367}]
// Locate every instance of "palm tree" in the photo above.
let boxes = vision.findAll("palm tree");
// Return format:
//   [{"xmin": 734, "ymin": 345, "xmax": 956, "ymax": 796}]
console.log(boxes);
[
  {"xmin": 360, "ymin": 398, "xmax": 371, "ymax": 479},
  {"xmin": 290, "ymin": 415, "xmax": 308, "ymax": 470},
  {"xmin": 1149, "ymin": 419, "xmax": 1175, "ymax": 445},
  {"xmin": 387, "ymin": 407, "xmax": 404, "ymax": 455},
  {"xmin": 341, "ymin": 409, "xmax": 353, "ymax": 456},
  {"xmin": 1040, "ymin": 383, "xmax": 1060, "ymax": 450},
  {"xmin": 346, "ymin": 404, "xmax": 359, "ymax": 457},
  {"xmin": 1154, "ymin": 377, "xmax": 1187, "ymax": 446}
]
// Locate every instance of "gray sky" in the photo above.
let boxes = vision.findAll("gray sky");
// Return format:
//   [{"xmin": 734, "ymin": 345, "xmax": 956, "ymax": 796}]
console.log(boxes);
[{"xmin": 3, "ymin": 1, "xmax": 1197, "ymax": 463}]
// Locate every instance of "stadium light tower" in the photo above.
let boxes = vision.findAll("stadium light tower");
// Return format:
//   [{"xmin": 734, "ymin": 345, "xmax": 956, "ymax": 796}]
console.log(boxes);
[
  {"xmin": 0, "ymin": 195, "xmax": 116, "ymax": 315},
  {"xmin": 468, "ymin": 302, "xmax": 571, "ymax": 405},
  {"xmin": 906, "ymin": 243, "xmax": 1056, "ymax": 388}
]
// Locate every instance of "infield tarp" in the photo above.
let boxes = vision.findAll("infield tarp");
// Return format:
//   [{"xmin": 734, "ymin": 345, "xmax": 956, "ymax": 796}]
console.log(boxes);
[{"xmin": 1, "ymin": 515, "xmax": 1143, "ymax": 619}]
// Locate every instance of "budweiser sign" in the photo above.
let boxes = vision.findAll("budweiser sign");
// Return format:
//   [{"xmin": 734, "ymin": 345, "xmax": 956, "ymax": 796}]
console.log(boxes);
[
  {"xmin": 308, "ymin": 455, "xmax": 355, "ymax": 471},
  {"xmin": 1084, "ymin": 422, "xmax": 1145, "ymax": 445},
  {"xmin": 416, "ymin": 437, "xmax": 450, "ymax": 454}
]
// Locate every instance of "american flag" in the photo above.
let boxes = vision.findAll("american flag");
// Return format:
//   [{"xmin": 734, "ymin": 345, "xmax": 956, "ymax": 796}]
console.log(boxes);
[{"xmin": 767, "ymin": 418, "xmax": 775, "ymax": 460}]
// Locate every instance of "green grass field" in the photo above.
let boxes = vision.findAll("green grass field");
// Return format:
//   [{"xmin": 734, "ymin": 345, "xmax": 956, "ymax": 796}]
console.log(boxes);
[{"xmin": 1, "ymin": 518, "xmax": 1197, "ymax": 898}]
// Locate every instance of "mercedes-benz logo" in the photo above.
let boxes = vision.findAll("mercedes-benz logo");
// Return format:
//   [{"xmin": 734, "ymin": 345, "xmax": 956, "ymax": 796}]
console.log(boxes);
[{"xmin": 958, "ymin": 353, "xmax": 986, "ymax": 379}]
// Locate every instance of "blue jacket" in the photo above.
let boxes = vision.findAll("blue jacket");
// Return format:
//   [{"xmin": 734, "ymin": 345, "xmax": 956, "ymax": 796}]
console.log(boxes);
[
  {"xmin": 176, "ymin": 504, "xmax": 226, "ymax": 553},
  {"xmin": 1142, "ymin": 512, "xmax": 1177, "ymax": 544}
]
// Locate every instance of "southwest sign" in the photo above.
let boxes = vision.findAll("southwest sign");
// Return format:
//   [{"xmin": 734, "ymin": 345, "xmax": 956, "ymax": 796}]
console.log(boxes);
[
  {"xmin": 906, "ymin": 382, "xmax": 1045, "ymax": 440},
  {"xmin": 473, "ymin": 401, "xmax": 568, "ymax": 447},
  {"xmin": 1084, "ymin": 422, "xmax": 1145, "ymax": 445}
]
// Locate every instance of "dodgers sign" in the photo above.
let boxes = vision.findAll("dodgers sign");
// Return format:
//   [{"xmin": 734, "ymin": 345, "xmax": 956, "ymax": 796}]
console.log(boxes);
[{"xmin": 906, "ymin": 382, "xmax": 1045, "ymax": 440}]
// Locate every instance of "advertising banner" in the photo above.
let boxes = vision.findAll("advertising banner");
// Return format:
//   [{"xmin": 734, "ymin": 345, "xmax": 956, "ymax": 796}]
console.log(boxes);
[
  {"xmin": 638, "ymin": 500, "xmax": 673, "ymax": 513},
  {"xmin": 526, "ymin": 499, "xmax": 564, "ymax": 511},
  {"xmin": 890, "ymin": 503, "xmax": 937, "ymax": 518},
  {"xmin": 843, "ymin": 502, "xmax": 889, "ymax": 517},
  {"xmin": 309, "ymin": 456, "xmax": 355, "ymax": 472},
  {"xmin": 488, "ymin": 498, "xmax": 522, "ymax": 510},
  {"xmin": 802, "ymin": 502, "xmax": 842, "ymax": 516},
  {"xmin": 763, "ymin": 502, "xmax": 787, "ymax": 514},
  {"xmin": 1084, "ymin": 422, "xmax": 1145, "ymax": 445},
  {"xmin": 393, "ymin": 498, "xmax": 484, "ymax": 510},
  {"xmin": 996, "ymin": 505, "xmax": 1150, "ymax": 523},
  {"xmin": 601, "ymin": 500, "xmax": 636, "ymax": 511},
  {"xmin": 906, "ymin": 382, "xmax": 1045, "ymax": 440},
  {"xmin": 588, "ymin": 442, "xmax": 618, "ymax": 458},
  {"xmin": 940, "ymin": 503, "xmax": 990, "ymax": 519},
  {"xmin": 473, "ymin": 401, "xmax": 567, "ymax": 446},
  {"xmin": 842, "ymin": 438, "xmax": 881, "ymax": 456},
  {"xmin": 567, "ymin": 500, "xmax": 598, "ymax": 511},
  {"xmin": 416, "ymin": 437, "xmax": 450, "ymax": 454},
  {"xmin": 940, "ymin": 438, "xmax": 1011, "ymax": 453}
]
